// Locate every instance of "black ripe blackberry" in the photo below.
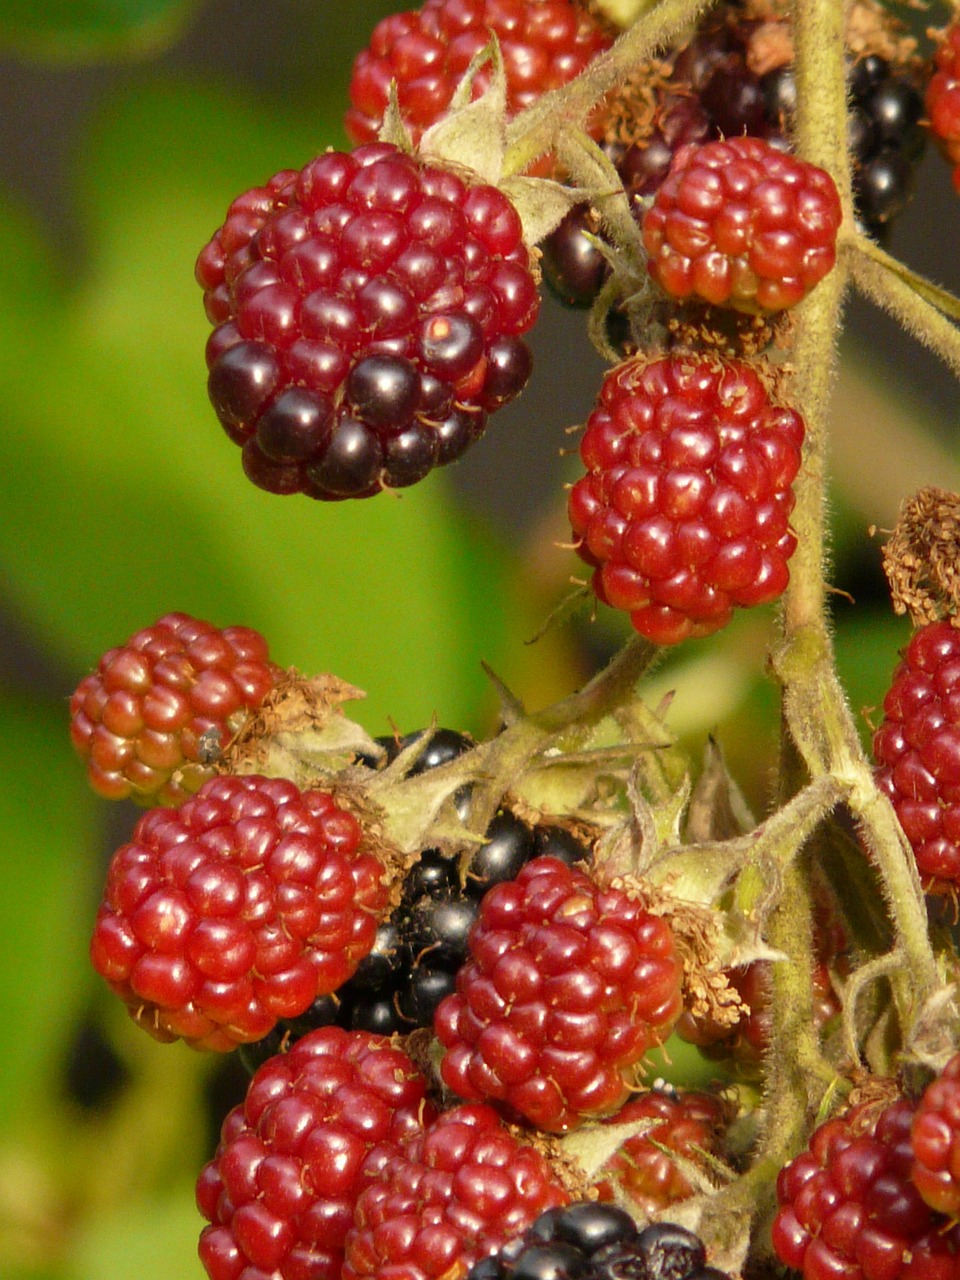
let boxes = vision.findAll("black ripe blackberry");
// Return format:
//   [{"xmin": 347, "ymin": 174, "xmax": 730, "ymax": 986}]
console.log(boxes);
[
  {"xmin": 469, "ymin": 1203, "xmax": 732, "ymax": 1280},
  {"xmin": 754, "ymin": 53, "xmax": 924, "ymax": 238}
]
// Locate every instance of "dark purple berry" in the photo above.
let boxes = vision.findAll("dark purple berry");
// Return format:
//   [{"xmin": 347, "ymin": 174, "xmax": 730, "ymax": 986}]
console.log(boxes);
[
  {"xmin": 256, "ymin": 387, "xmax": 333, "ymax": 462},
  {"xmin": 208, "ymin": 341, "xmax": 280, "ymax": 435},
  {"xmin": 346, "ymin": 355, "xmax": 421, "ymax": 429},
  {"xmin": 541, "ymin": 207, "xmax": 609, "ymax": 309}
]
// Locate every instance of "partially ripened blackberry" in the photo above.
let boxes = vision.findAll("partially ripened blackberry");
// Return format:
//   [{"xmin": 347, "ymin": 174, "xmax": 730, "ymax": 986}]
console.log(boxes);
[
  {"xmin": 197, "ymin": 144, "xmax": 539, "ymax": 499},
  {"xmin": 469, "ymin": 1202, "xmax": 731, "ymax": 1280}
]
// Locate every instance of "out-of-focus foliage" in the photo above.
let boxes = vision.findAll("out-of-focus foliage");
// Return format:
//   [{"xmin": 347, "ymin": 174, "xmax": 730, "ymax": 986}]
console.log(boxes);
[{"xmin": 0, "ymin": 0, "xmax": 198, "ymax": 61}]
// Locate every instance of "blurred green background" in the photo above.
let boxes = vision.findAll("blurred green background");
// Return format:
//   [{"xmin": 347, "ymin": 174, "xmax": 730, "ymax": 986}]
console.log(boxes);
[{"xmin": 1, "ymin": 2, "xmax": 958, "ymax": 1277}]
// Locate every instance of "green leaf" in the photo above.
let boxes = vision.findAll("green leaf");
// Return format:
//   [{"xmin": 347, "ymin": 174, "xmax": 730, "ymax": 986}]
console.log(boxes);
[
  {"xmin": 72, "ymin": 1184, "xmax": 201, "ymax": 1280},
  {"xmin": 0, "ymin": 0, "xmax": 198, "ymax": 61},
  {"xmin": 0, "ymin": 699, "xmax": 98, "ymax": 1128}
]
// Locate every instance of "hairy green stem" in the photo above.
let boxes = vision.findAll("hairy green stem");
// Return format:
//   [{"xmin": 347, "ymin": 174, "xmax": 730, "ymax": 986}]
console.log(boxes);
[
  {"xmin": 502, "ymin": 0, "xmax": 715, "ymax": 175},
  {"xmin": 461, "ymin": 636, "xmax": 659, "ymax": 833}
]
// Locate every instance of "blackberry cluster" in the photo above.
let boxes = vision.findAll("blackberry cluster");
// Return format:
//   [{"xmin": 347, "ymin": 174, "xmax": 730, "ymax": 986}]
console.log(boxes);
[
  {"xmin": 469, "ymin": 1203, "xmax": 730, "ymax": 1280},
  {"xmin": 544, "ymin": 14, "xmax": 924, "ymax": 309},
  {"xmin": 238, "ymin": 728, "xmax": 589, "ymax": 1073},
  {"xmin": 766, "ymin": 52, "xmax": 925, "ymax": 238},
  {"xmin": 197, "ymin": 143, "xmax": 539, "ymax": 499}
]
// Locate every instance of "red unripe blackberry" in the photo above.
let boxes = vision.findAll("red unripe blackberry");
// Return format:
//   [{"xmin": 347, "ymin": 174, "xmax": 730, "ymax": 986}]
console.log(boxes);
[
  {"xmin": 342, "ymin": 1101, "xmax": 570, "ymax": 1280},
  {"xmin": 926, "ymin": 22, "xmax": 960, "ymax": 194},
  {"xmin": 602, "ymin": 1087, "xmax": 727, "ymax": 1216},
  {"xmin": 642, "ymin": 136, "xmax": 842, "ymax": 314},
  {"xmin": 197, "ymin": 1027, "xmax": 434, "ymax": 1280},
  {"xmin": 568, "ymin": 353, "xmax": 804, "ymax": 646},
  {"xmin": 772, "ymin": 1095, "xmax": 960, "ymax": 1280},
  {"xmin": 912, "ymin": 1053, "xmax": 960, "ymax": 1217},
  {"xmin": 872, "ymin": 620, "xmax": 960, "ymax": 895},
  {"xmin": 434, "ymin": 856, "xmax": 683, "ymax": 1133},
  {"xmin": 197, "ymin": 143, "xmax": 539, "ymax": 499},
  {"xmin": 345, "ymin": 0, "xmax": 612, "ymax": 150},
  {"xmin": 90, "ymin": 774, "xmax": 388, "ymax": 1050},
  {"xmin": 69, "ymin": 612, "xmax": 281, "ymax": 806}
]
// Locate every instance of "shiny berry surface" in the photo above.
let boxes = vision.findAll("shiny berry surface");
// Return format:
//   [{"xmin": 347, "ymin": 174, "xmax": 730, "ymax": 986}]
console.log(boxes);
[
  {"xmin": 471, "ymin": 1202, "xmax": 731, "ymax": 1280},
  {"xmin": 342, "ymin": 1102, "xmax": 569, "ymax": 1280},
  {"xmin": 773, "ymin": 1096, "xmax": 960, "ymax": 1280},
  {"xmin": 345, "ymin": 0, "xmax": 612, "ymax": 149},
  {"xmin": 90, "ymin": 774, "xmax": 388, "ymax": 1049},
  {"xmin": 197, "ymin": 1028, "xmax": 433, "ymax": 1280},
  {"xmin": 912, "ymin": 1052, "xmax": 960, "ymax": 1217},
  {"xmin": 568, "ymin": 354, "xmax": 804, "ymax": 645},
  {"xmin": 927, "ymin": 21, "xmax": 960, "ymax": 193},
  {"xmin": 873, "ymin": 621, "xmax": 960, "ymax": 894},
  {"xmin": 435, "ymin": 856, "xmax": 683, "ymax": 1132},
  {"xmin": 69, "ymin": 611, "xmax": 281, "ymax": 806},
  {"xmin": 642, "ymin": 135, "xmax": 842, "ymax": 313},
  {"xmin": 197, "ymin": 144, "xmax": 539, "ymax": 498}
]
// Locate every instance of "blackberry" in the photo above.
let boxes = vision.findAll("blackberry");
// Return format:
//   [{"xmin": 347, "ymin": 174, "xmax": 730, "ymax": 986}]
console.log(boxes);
[
  {"xmin": 541, "ymin": 207, "xmax": 609, "ymax": 309},
  {"xmin": 470, "ymin": 1203, "xmax": 731, "ymax": 1280},
  {"xmin": 197, "ymin": 145, "xmax": 539, "ymax": 499}
]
